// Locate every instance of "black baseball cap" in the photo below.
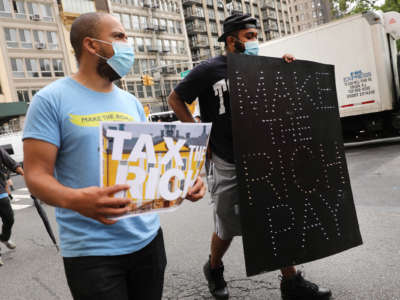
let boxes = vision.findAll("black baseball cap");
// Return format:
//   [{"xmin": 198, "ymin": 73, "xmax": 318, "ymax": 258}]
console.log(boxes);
[{"xmin": 218, "ymin": 14, "xmax": 257, "ymax": 42}]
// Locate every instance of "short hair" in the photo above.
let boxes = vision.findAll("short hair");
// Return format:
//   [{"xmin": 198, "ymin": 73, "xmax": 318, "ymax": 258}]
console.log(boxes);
[{"xmin": 70, "ymin": 12, "xmax": 107, "ymax": 62}]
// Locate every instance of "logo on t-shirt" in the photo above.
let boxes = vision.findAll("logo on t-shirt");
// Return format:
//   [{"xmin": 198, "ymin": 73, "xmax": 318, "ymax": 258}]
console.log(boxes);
[
  {"xmin": 213, "ymin": 79, "xmax": 230, "ymax": 115},
  {"xmin": 69, "ymin": 112, "xmax": 135, "ymax": 127}
]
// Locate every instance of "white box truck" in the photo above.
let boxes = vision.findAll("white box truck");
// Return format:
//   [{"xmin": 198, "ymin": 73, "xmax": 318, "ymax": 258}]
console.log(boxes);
[{"xmin": 259, "ymin": 11, "xmax": 400, "ymax": 139}]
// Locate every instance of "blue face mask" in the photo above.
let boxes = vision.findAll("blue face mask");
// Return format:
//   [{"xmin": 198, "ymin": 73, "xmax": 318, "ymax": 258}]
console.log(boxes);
[
  {"xmin": 244, "ymin": 41, "xmax": 259, "ymax": 56},
  {"xmin": 93, "ymin": 39, "xmax": 135, "ymax": 78}
]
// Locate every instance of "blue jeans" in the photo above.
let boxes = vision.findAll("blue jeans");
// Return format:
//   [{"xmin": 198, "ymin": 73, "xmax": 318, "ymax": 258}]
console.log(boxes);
[{"xmin": 63, "ymin": 228, "xmax": 167, "ymax": 300}]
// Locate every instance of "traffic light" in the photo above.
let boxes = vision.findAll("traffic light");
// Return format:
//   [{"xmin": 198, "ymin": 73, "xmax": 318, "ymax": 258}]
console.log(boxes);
[
  {"xmin": 141, "ymin": 75, "xmax": 149, "ymax": 86},
  {"xmin": 147, "ymin": 75, "xmax": 154, "ymax": 86},
  {"xmin": 141, "ymin": 75, "xmax": 154, "ymax": 86}
]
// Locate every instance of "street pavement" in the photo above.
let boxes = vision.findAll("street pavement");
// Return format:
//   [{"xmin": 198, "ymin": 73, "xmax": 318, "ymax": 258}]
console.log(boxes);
[{"xmin": 1, "ymin": 139, "xmax": 400, "ymax": 299}]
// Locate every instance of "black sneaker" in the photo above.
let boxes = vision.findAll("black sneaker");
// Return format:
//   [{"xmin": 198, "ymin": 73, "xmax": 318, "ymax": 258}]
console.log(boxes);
[
  {"xmin": 203, "ymin": 258, "xmax": 229, "ymax": 299},
  {"xmin": 280, "ymin": 271, "xmax": 332, "ymax": 300}
]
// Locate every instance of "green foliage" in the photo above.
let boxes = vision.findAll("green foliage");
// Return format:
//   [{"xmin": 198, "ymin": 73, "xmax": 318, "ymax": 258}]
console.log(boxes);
[
  {"xmin": 330, "ymin": 0, "xmax": 380, "ymax": 17},
  {"xmin": 380, "ymin": 0, "xmax": 400, "ymax": 13}
]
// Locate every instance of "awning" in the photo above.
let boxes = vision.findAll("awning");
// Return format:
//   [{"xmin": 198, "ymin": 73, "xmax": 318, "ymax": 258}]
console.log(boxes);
[{"xmin": 0, "ymin": 102, "xmax": 29, "ymax": 119}]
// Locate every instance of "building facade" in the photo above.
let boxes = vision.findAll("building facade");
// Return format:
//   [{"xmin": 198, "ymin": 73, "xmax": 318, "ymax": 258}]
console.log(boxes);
[
  {"xmin": 0, "ymin": 0, "xmax": 72, "ymax": 131},
  {"xmin": 288, "ymin": 0, "xmax": 332, "ymax": 33},
  {"xmin": 182, "ymin": 0, "xmax": 293, "ymax": 62},
  {"xmin": 109, "ymin": 0, "xmax": 192, "ymax": 112}
]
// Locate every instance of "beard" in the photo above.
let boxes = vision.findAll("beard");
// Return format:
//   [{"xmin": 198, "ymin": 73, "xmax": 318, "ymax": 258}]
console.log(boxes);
[
  {"xmin": 234, "ymin": 40, "xmax": 245, "ymax": 53},
  {"xmin": 96, "ymin": 48, "xmax": 120, "ymax": 82}
]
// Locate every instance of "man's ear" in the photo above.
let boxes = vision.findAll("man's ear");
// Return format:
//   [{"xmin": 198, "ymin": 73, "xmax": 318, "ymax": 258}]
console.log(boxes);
[
  {"xmin": 226, "ymin": 35, "xmax": 235, "ymax": 48},
  {"xmin": 83, "ymin": 37, "xmax": 97, "ymax": 56}
]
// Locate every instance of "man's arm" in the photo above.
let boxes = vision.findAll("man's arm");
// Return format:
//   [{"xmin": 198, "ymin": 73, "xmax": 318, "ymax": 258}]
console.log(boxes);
[
  {"xmin": 23, "ymin": 139, "xmax": 131, "ymax": 225},
  {"xmin": 15, "ymin": 166, "xmax": 23, "ymax": 176},
  {"xmin": 168, "ymin": 91, "xmax": 195, "ymax": 123},
  {"xmin": 0, "ymin": 148, "xmax": 18, "ymax": 173},
  {"xmin": 167, "ymin": 91, "xmax": 207, "ymax": 201}
]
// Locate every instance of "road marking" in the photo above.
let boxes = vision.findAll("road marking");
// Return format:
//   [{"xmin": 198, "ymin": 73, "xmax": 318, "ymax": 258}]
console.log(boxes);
[
  {"xmin": 12, "ymin": 195, "xmax": 31, "ymax": 199},
  {"xmin": 9, "ymin": 188, "xmax": 33, "ymax": 211},
  {"xmin": 11, "ymin": 204, "xmax": 31, "ymax": 210}
]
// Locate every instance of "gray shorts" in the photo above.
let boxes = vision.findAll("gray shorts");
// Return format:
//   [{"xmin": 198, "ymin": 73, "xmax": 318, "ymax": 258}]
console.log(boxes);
[{"xmin": 207, "ymin": 153, "xmax": 242, "ymax": 241}]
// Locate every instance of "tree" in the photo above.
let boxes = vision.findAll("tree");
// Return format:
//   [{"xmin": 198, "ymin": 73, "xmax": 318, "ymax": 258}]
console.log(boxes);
[
  {"xmin": 380, "ymin": 0, "xmax": 400, "ymax": 13},
  {"xmin": 330, "ymin": 0, "xmax": 380, "ymax": 17}
]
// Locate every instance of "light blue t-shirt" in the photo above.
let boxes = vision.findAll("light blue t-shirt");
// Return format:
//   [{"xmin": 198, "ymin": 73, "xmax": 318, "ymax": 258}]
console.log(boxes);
[{"xmin": 23, "ymin": 77, "xmax": 160, "ymax": 257}]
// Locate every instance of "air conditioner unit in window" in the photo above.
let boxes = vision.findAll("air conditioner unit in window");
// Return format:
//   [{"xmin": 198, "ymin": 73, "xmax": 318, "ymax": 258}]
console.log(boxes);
[
  {"xmin": 30, "ymin": 14, "xmax": 41, "ymax": 21},
  {"xmin": 35, "ymin": 42, "xmax": 46, "ymax": 49}
]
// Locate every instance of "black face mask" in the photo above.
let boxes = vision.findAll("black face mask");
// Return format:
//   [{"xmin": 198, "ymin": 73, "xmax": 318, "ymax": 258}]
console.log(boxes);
[{"xmin": 96, "ymin": 47, "xmax": 120, "ymax": 82}]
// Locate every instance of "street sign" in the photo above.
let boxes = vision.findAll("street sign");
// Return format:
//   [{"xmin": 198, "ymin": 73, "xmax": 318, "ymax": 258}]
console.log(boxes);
[{"xmin": 180, "ymin": 70, "xmax": 190, "ymax": 78}]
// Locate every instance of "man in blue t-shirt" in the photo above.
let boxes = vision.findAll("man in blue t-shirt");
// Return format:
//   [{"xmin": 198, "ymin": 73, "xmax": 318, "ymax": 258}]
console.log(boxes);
[{"xmin": 23, "ymin": 12, "xmax": 205, "ymax": 300}]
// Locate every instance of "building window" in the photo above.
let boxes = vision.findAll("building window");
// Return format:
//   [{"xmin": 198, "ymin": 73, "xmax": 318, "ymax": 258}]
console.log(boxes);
[
  {"xmin": 19, "ymin": 29, "xmax": 32, "ymax": 48},
  {"xmin": 145, "ymin": 38, "xmax": 151, "ymax": 52},
  {"xmin": 136, "ymin": 37, "xmax": 144, "ymax": 52},
  {"xmin": 133, "ymin": 59, "xmax": 140, "ymax": 74},
  {"xmin": 167, "ymin": 19, "xmax": 174, "ymax": 33},
  {"xmin": 145, "ymin": 85, "xmax": 153, "ymax": 98},
  {"xmin": 33, "ymin": 30, "xmax": 46, "ymax": 49},
  {"xmin": 25, "ymin": 58, "xmax": 39, "ymax": 77},
  {"xmin": 163, "ymin": 39, "xmax": 170, "ymax": 52},
  {"xmin": 178, "ymin": 40, "xmax": 185, "ymax": 54},
  {"xmin": 136, "ymin": 82, "xmax": 144, "ymax": 98},
  {"xmin": 47, "ymin": 31, "xmax": 58, "ymax": 49},
  {"xmin": 139, "ymin": 16, "xmax": 146, "ymax": 29},
  {"xmin": 171, "ymin": 40, "xmax": 177, "ymax": 54},
  {"xmin": 156, "ymin": 39, "xmax": 162, "ymax": 51},
  {"xmin": 126, "ymin": 81, "xmax": 135, "ymax": 95},
  {"xmin": 39, "ymin": 58, "xmax": 51, "ymax": 77},
  {"xmin": 53, "ymin": 59, "xmax": 64, "ymax": 77},
  {"xmin": 140, "ymin": 59, "xmax": 147, "ymax": 73},
  {"xmin": 159, "ymin": 18, "xmax": 166, "ymax": 31},
  {"xmin": 132, "ymin": 15, "xmax": 139, "ymax": 30},
  {"xmin": 10, "ymin": 58, "xmax": 24, "ymax": 77},
  {"xmin": 12, "ymin": 0, "xmax": 26, "ymax": 19},
  {"xmin": 27, "ymin": 2, "xmax": 40, "ymax": 17},
  {"xmin": 40, "ymin": 3, "xmax": 52, "ymax": 21},
  {"xmin": 17, "ymin": 89, "xmax": 29, "ymax": 102},
  {"xmin": 154, "ymin": 81, "xmax": 161, "ymax": 97},
  {"xmin": 121, "ymin": 13, "xmax": 131, "ymax": 29},
  {"xmin": 164, "ymin": 80, "xmax": 171, "ymax": 97},
  {"xmin": 176, "ymin": 21, "xmax": 182, "ymax": 34},
  {"xmin": 4, "ymin": 28, "xmax": 18, "ymax": 48},
  {"xmin": 0, "ymin": 0, "xmax": 12, "ymax": 17}
]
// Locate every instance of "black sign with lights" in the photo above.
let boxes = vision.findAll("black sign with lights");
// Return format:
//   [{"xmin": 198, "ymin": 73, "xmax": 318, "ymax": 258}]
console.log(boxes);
[{"xmin": 228, "ymin": 54, "xmax": 362, "ymax": 276}]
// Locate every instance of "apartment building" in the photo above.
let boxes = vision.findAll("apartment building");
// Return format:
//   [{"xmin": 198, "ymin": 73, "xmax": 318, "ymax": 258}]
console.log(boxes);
[
  {"xmin": 288, "ymin": 0, "xmax": 332, "ymax": 33},
  {"xmin": 0, "ymin": 0, "xmax": 72, "ymax": 131},
  {"xmin": 259, "ymin": 0, "xmax": 292, "ymax": 40},
  {"xmin": 109, "ymin": 0, "xmax": 192, "ymax": 112},
  {"xmin": 182, "ymin": 0, "xmax": 293, "ymax": 62},
  {"xmin": 57, "ymin": 0, "xmax": 108, "ymax": 75}
]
